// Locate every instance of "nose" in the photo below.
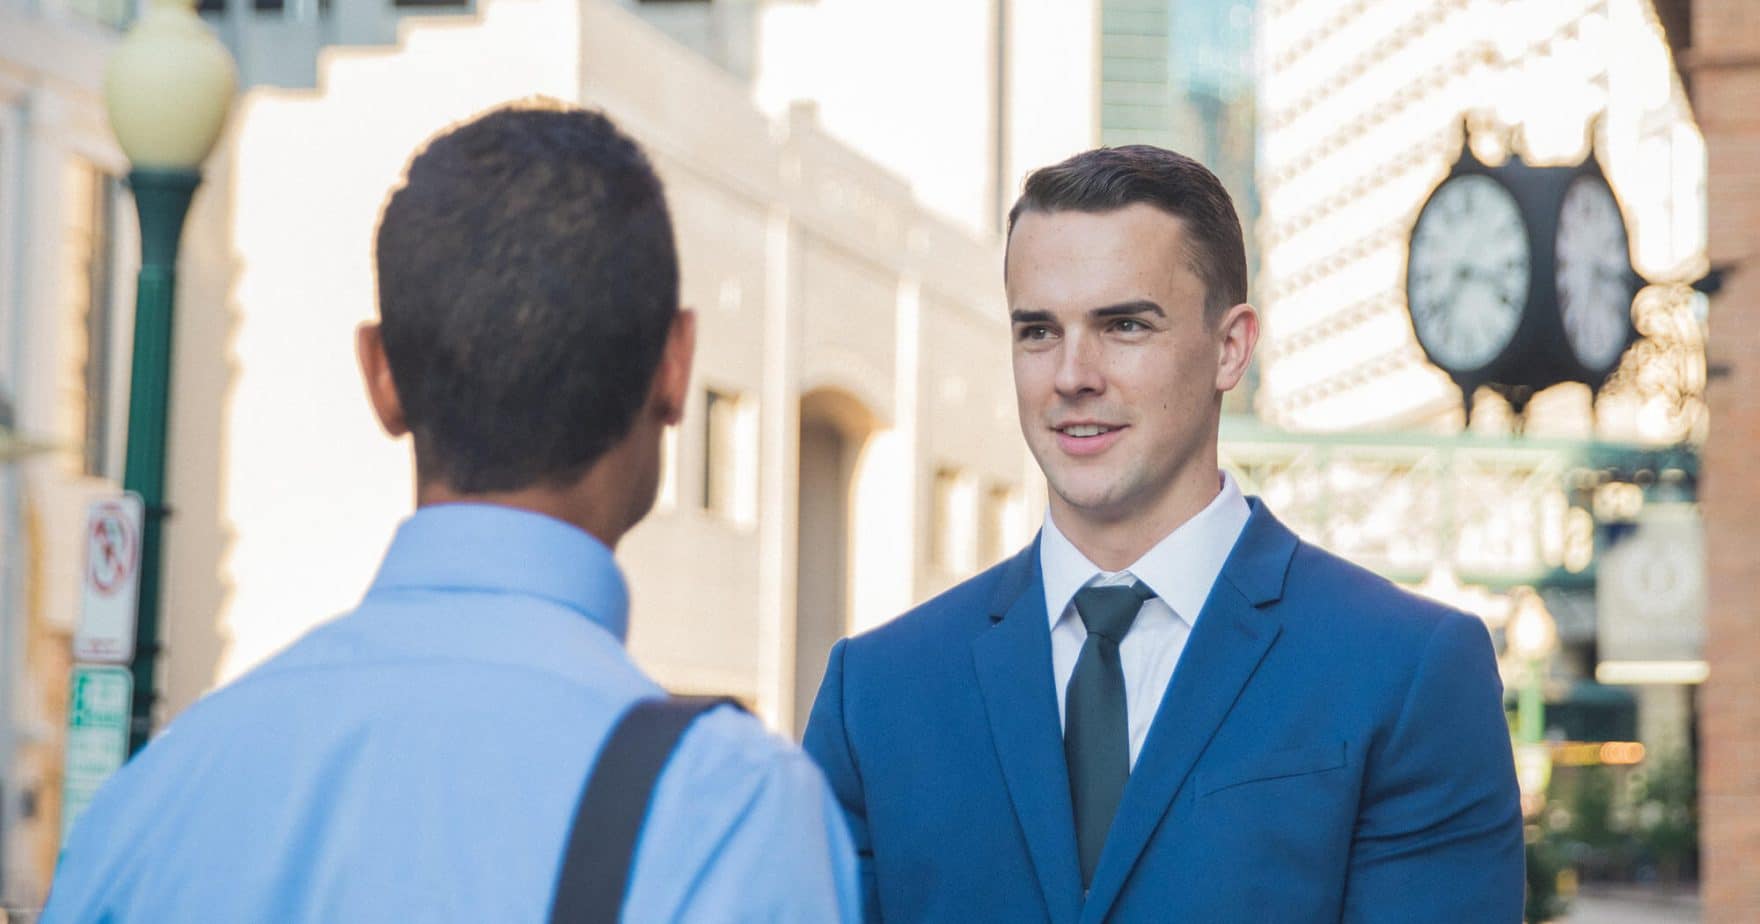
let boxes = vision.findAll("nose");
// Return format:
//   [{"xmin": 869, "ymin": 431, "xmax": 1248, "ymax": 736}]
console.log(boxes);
[{"xmin": 1053, "ymin": 331, "xmax": 1105, "ymax": 399}]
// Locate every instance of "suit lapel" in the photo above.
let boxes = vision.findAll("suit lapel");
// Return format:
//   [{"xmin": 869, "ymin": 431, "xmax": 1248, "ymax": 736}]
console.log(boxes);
[
  {"xmin": 1080, "ymin": 501, "xmax": 1299, "ymax": 924},
  {"xmin": 971, "ymin": 539, "xmax": 1085, "ymax": 924}
]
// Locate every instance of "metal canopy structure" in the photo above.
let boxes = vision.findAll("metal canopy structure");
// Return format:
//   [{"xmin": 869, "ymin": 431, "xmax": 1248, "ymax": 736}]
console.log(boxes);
[{"xmin": 1219, "ymin": 415, "xmax": 1697, "ymax": 591}]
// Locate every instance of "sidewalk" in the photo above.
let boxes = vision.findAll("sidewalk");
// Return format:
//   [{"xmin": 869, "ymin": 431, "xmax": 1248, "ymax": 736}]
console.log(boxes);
[{"xmin": 1560, "ymin": 884, "xmax": 1701, "ymax": 923}]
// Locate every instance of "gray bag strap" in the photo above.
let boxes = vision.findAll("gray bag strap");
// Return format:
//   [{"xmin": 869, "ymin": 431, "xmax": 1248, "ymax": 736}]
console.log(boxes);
[{"xmin": 548, "ymin": 695, "xmax": 742, "ymax": 924}]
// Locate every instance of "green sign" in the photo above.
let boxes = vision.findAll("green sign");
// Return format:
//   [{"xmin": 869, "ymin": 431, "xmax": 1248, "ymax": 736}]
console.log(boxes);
[{"xmin": 62, "ymin": 665, "xmax": 132, "ymax": 841}]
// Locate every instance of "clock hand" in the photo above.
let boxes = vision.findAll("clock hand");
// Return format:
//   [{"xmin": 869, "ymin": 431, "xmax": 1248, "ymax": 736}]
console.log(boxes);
[
  {"xmin": 1423, "ymin": 279, "xmax": 1465, "ymax": 319},
  {"xmin": 1460, "ymin": 264, "xmax": 1514, "ymax": 290}
]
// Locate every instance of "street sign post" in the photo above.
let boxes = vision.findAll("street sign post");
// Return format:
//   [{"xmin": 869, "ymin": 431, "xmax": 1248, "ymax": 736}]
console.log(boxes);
[
  {"xmin": 61, "ymin": 665, "xmax": 133, "ymax": 841},
  {"xmin": 73, "ymin": 493, "xmax": 143, "ymax": 663}
]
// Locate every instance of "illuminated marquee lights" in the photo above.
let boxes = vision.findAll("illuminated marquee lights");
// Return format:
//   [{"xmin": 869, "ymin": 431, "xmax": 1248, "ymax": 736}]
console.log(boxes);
[{"xmin": 1551, "ymin": 740, "xmax": 1647, "ymax": 767}]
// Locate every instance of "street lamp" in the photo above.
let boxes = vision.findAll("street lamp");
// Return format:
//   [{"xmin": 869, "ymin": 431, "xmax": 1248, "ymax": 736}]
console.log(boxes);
[
  {"xmin": 103, "ymin": 0, "xmax": 235, "ymax": 753},
  {"xmin": 1508, "ymin": 586, "xmax": 1559, "ymax": 741},
  {"xmin": 1506, "ymin": 586, "xmax": 1559, "ymax": 817}
]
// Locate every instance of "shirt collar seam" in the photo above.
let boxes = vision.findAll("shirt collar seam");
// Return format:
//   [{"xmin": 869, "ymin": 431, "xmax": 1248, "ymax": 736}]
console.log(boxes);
[
  {"xmin": 362, "ymin": 583, "xmax": 626, "ymax": 637},
  {"xmin": 1040, "ymin": 471, "xmax": 1249, "ymax": 629}
]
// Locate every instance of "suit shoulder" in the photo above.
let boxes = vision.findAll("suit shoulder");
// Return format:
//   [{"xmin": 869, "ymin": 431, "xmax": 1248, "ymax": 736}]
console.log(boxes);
[
  {"xmin": 1281, "ymin": 539, "xmax": 1482, "ymax": 641},
  {"xmin": 843, "ymin": 555, "xmax": 1017, "ymax": 654}
]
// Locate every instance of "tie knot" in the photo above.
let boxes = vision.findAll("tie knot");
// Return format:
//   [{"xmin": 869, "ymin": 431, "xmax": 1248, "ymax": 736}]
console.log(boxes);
[{"xmin": 1072, "ymin": 581, "xmax": 1154, "ymax": 643}]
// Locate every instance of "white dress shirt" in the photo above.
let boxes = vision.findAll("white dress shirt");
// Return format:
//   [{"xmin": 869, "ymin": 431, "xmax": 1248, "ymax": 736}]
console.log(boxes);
[{"xmin": 1041, "ymin": 471, "xmax": 1252, "ymax": 768}]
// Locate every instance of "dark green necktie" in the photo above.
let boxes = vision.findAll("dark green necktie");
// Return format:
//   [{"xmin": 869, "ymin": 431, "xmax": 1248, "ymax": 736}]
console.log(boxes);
[{"xmin": 1065, "ymin": 580, "xmax": 1156, "ymax": 890}]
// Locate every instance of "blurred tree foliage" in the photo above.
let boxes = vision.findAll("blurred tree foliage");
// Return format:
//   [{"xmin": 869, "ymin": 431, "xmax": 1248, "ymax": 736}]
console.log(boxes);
[
  {"xmin": 1630, "ymin": 752, "xmax": 1698, "ymax": 883},
  {"xmin": 1535, "ymin": 748, "xmax": 1699, "ymax": 898},
  {"xmin": 1525, "ymin": 829, "xmax": 1572, "ymax": 923}
]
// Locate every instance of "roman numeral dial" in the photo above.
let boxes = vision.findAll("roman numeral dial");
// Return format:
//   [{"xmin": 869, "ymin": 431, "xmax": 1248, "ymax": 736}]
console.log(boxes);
[{"xmin": 1406, "ymin": 174, "xmax": 1532, "ymax": 373}]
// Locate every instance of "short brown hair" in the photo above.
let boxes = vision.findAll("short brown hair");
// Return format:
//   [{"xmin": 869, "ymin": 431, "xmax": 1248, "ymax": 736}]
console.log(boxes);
[{"xmin": 1007, "ymin": 145, "xmax": 1247, "ymax": 319}]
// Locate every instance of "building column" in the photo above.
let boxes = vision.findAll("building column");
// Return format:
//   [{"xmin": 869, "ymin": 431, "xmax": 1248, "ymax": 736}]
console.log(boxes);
[
  {"xmin": 1692, "ymin": 2, "xmax": 1760, "ymax": 919},
  {"xmin": 754, "ymin": 205, "xmax": 800, "ymax": 732}
]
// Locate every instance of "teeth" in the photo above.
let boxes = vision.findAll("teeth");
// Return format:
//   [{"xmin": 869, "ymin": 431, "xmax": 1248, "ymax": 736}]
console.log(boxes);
[{"xmin": 1063, "ymin": 425, "xmax": 1111, "ymax": 437}]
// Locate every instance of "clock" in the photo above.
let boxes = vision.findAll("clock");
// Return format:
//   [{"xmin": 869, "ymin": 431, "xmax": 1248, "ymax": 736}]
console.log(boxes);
[
  {"xmin": 1407, "ymin": 173, "xmax": 1532, "ymax": 373},
  {"xmin": 1556, "ymin": 174, "xmax": 1637, "ymax": 374},
  {"xmin": 1404, "ymin": 122, "xmax": 1648, "ymax": 420}
]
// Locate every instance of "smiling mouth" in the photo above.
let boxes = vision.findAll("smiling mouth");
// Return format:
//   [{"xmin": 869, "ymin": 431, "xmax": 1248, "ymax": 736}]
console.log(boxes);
[{"xmin": 1053, "ymin": 424, "xmax": 1125, "ymax": 457}]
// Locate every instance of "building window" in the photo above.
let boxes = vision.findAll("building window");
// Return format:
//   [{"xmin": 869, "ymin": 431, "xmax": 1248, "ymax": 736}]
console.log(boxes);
[
  {"xmin": 702, "ymin": 388, "xmax": 756, "ymax": 524},
  {"xmin": 60, "ymin": 160, "xmax": 123, "ymax": 479},
  {"xmin": 931, "ymin": 467, "xmax": 978, "ymax": 574},
  {"xmin": 979, "ymin": 483, "xmax": 1021, "ymax": 566}
]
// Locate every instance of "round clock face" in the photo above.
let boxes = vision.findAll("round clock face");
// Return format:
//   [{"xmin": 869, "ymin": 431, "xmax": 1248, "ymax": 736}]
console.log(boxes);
[
  {"xmin": 1556, "ymin": 174, "xmax": 1633, "ymax": 372},
  {"xmin": 1407, "ymin": 174, "xmax": 1532, "ymax": 373}
]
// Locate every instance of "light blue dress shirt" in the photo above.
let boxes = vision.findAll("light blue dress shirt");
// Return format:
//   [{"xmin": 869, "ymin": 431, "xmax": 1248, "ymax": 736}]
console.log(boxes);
[{"xmin": 44, "ymin": 504, "xmax": 860, "ymax": 922}]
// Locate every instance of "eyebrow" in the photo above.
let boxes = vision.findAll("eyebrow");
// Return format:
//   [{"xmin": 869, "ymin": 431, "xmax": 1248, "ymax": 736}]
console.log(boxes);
[
  {"xmin": 1093, "ymin": 299, "xmax": 1166, "ymax": 319},
  {"xmin": 1009, "ymin": 300, "xmax": 1167, "ymax": 325}
]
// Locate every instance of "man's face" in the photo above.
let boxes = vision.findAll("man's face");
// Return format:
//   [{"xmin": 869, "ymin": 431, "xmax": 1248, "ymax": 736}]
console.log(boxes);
[{"xmin": 1006, "ymin": 204, "xmax": 1238, "ymax": 526}]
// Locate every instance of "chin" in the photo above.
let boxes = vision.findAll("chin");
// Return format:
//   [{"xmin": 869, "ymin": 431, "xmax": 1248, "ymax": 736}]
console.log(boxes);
[{"xmin": 1048, "ymin": 479, "xmax": 1136, "ymax": 522}]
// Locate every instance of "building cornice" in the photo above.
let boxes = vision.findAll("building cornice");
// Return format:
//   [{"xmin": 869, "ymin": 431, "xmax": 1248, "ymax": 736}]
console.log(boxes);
[{"xmin": 0, "ymin": 10, "xmax": 116, "ymax": 97}]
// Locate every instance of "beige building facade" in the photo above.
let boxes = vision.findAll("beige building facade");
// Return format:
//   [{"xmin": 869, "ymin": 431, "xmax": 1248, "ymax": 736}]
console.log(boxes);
[
  {"xmin": 1, "ymin": 0, "xmax": 140, "ymax": 903},
  {"xmin": 0, "ymin": 0, "xmax": 1051, "ymax": 904}
]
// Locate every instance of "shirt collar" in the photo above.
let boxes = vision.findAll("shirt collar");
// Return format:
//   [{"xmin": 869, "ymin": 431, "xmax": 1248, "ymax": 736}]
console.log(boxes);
[
  {"xmin": 1040, "ymin": 471, "xmax": 1252, "ymax": 630},
  {"xmin": 367, "ymin": 503, "xmax": 631, "ymax": 642}
]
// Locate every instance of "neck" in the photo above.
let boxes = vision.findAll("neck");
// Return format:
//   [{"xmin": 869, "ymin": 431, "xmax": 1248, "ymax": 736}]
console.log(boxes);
[
  {"xmin": 416, "ymin": 482, "xmax": 629, "ymax": 549},
  {"xmin": 414, "ymin": 432, "xmax": 654, "ymax": 550},
  {"xmin": 1049, "ymin": 453, "xmax": 1223, "ymax": 572}
]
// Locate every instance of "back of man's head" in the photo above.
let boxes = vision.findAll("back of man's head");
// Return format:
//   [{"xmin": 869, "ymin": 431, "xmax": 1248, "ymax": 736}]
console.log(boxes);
[{"xmin": 374, "ymin": 101, "xmax": 679, "ymax": 494}]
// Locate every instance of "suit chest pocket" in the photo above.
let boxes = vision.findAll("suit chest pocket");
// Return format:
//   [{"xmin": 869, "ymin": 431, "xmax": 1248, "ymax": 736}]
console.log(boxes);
[{"xmin": 1194, "ymin": 740, "xmax": 1349, "ymax": 798}]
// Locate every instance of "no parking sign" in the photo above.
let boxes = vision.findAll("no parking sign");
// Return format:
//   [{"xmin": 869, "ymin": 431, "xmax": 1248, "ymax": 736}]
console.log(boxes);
[{"xmin": 73, "ymin": 493, "xmax": 144, "ymax": 664}]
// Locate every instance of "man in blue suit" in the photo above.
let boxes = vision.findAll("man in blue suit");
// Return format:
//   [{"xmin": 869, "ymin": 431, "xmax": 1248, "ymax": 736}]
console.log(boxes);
[{"xmin": 803, "ymin": 146, "xmax": 1524, "ymax": 923}]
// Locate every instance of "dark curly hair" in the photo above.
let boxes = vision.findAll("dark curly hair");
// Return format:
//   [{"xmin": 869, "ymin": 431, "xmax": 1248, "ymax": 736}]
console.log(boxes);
[{"xmin": 374, "ymin": 100, "xmax": 679, "ymax": 493}]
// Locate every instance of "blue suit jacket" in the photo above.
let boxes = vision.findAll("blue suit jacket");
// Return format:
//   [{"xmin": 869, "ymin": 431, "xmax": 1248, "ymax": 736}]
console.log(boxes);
[{"xmin": 804, "ymin": 500, "xmax": 1524, "ymax": 923}]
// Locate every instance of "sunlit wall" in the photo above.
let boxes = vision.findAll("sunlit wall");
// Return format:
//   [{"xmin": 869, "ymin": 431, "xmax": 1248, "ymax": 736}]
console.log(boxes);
[{"xmin": 754, "ymin": 0, "xmax": 1099, "ymax": 235}]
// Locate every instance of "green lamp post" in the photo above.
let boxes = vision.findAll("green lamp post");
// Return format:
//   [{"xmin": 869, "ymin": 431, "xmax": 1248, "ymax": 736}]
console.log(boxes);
[
  {"xmin": 103, "ymin": 0, "xmax": 236, "ymax": 754},
  {"xmin": 1506, "ymin": 586, "xmax": 1559, "ymax": 817}
]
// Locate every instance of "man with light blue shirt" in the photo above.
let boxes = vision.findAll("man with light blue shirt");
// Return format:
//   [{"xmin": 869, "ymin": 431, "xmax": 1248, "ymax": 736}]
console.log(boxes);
[{"xmin": 46, "ymin": 102, "xmax": 859, "ymax": 922}]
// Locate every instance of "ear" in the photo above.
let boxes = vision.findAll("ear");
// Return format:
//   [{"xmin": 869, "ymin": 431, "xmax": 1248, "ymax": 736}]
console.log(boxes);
[
  {"xmin": 1214, "ymin": 302, "xmax": 1259, "ymax": 393},
  {"xmin": 650, "ymin": 309, "xmax": 697, "ymax": 426},
  {"xmin": 356, "ymin": 322, "xmax": 409, "ymax": 437}
]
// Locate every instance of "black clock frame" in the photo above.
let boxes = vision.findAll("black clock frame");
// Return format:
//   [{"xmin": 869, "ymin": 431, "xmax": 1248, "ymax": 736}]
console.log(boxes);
[{"xmin": 1405, "ymin": 125, "xmax": 1645, "ymax": 419}]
